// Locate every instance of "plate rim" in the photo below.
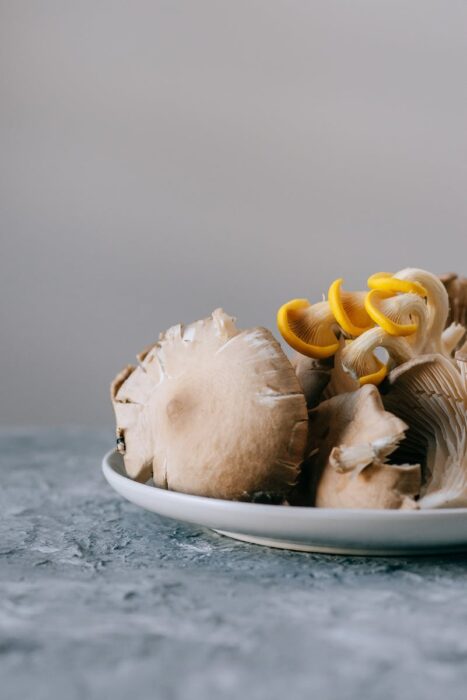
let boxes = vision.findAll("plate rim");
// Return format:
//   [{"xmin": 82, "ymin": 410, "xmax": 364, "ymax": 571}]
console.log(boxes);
[{"xmin": 102, "ymin": 449, "xmax": 467, "ymax": 521}]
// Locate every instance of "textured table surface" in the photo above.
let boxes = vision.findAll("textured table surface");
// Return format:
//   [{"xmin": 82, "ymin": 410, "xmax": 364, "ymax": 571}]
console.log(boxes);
[{"xmin": 2, "ymin": 428, "xmax": 467, "ymax": 700}]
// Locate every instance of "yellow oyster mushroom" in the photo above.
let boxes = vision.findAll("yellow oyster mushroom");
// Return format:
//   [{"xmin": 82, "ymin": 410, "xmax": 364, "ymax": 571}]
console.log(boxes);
[
  {"xmin": 393, "ymin": 268, "xmax": 450, "ymax": 355},
  {"xmin": 367, "ymin": 272, "xmax": 427, "ymax": 298},
  {"xmin": 277, "ymin": 299, "xmax": 340, "ymax": 359},
  {"xmin": 358, "ymin": 357, "xmax": 388, "ymax": 386},
  {"xmin": 328, "ymin": 278, "xmax": 374, "ymax": 336},
  {"xmin": 341, "ymin": 327, "xmax": 414, "ymax": 387},
  {"xmin": 341, "ymin": 335, "xmax": 388, "ymax": 386},
  {"xmin": 364, "ymin": 289, "xmax": 428, "ymax": 339}
]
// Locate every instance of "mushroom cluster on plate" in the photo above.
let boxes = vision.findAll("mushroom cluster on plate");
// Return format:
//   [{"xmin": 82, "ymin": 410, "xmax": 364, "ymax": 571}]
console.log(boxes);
[{"xmin": 111, "ymin": 268, "xmax": 467, "ymax": 510}]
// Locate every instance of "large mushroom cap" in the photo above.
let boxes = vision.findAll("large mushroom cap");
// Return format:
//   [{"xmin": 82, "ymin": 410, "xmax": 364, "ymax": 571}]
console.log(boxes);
[{"xmin": 111, "ymin": 309, "xmax": 308, "ymax": 501}]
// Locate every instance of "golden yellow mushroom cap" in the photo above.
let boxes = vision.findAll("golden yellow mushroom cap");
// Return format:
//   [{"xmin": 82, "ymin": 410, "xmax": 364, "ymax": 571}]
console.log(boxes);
[
  {"xmin": 341, "ymin": 338, "xmax": 388, "ymax": 386},
  {"xmin": 364, "ymin": 289, "xmax": 421, "ymax": 337},
  {"xmin": 367, "ymin": 272, "xmax": 427, "ymax": 298},
  {"xmin": 277, "ymin": 298, "xmax": 340, "ymax": 359},
  {"xmin": 358, "ymin": 357, "xmax": 388, "ymax": 386},
  {"xmin": 328, "ymin": 278, "xmax": 374, "ymax": 337}
]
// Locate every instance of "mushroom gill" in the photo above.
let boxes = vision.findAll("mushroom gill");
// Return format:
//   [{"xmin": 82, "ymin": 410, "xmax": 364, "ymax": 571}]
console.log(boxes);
[
  {"xmin": 328, "ymin": 278, "xmax": 374, "ymax": 336},
  {"xmin": 364, "ymin": 290, "xmax": 428, "ymax": 344},
  {"xmin": 391, "ymin": 268, "xmax": 449, "ymax": 355},
  {"xmin": 277, "ymin": 299, "xmax": 340, "ymax": 359},
  {"xmin": 383, "ymin": 354, "xmax": 467, "ymax": 509},
  {"xmin": 111, "ymin": 309, "xmax": 308, "ymax": 501}
]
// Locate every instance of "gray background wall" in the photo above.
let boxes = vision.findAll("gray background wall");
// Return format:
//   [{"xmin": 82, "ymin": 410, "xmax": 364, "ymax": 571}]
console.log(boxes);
[{"xmin": 1, "ymin": 1, "xmax": 467, "ymax": 427}]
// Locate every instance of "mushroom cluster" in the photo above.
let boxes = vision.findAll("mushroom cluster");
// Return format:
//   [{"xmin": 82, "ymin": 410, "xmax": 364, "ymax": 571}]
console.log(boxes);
[
  {"xmin": 111, "ymin": 267, "xmax": 467, "ymax": 510},
  {"xmin": 278, "ymin": 268, "xmax": 467, "ymax": 509}
]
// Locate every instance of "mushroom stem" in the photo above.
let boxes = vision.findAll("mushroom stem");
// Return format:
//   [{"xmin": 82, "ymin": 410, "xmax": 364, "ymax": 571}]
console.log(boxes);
[
  {"xmin": 439, "ymin": 273, "xmax": 467, "ymax": 328},
  {"xmin": 443, "ymin": 323, "xmax": 466, "ymax": 356},
  {"xmin": 341, "ymin": 327, "xmax": 414, "ymax": 386}
]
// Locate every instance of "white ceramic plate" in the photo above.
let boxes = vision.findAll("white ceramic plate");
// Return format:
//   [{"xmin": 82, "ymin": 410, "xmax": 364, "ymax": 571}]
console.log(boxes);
[{"xmin": 102, "ymin": 450, "xmax": 467, "ymax": 555}]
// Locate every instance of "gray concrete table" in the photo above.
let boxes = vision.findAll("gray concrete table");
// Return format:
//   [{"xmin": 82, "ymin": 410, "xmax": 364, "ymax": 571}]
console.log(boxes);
[{"xmin": 2, "ymin": 428, "xmax": 467, "ymax": 700}]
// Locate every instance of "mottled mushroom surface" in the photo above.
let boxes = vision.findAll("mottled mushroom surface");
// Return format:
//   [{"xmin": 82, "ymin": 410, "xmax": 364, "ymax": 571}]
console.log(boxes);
[{"xmin": 111, "ymin": 309, "xmax": 308, "ymax": 501}]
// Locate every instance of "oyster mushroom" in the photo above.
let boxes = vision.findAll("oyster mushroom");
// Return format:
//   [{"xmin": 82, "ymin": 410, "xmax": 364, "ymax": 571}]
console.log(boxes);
[
  {"xmin": 291, "ymin": 341, "xmax": 359, "ymax": 408},
  {"xmin": 442, "ymin": 323, "xmax": 466, "ymax": 357},
  {"xmin": 277, "ymin": 299, "xmax": 340, "ymax": 359},
  {"xmin": 324, "ymin": 340, "xmax": 361, "ymax": 397},
  {"xmin": 440, "ymin": 272, "xmax": 467, "ymax": 328},
  {"xmin": 111, "ymin": 309, "xmax": 308, "ymax": 501},
  {"xmin": 439, "ymin": 273, "xmax": 467, "ymax": 355},
  {"xmin": 328, "ymin": 278, "xmax": 374, "ymax": 336},
  {"xmin": 364, "ymin": 290, "xmax": 428, "ymax": 344},
  {"xmin": 385, "ymin": 268, "xmax": 449, "ymax": 355},
  {"xmin": 368, "ymin": 272, "xmax": 427, "ymax": 298},
  {"xmin": 367, "ymin": 269, "xmax": 464, "ymax": 358},
  {"xmin": 304, "ymin": 384, "xmax": 420, "ymax": 509},
  {"xmin": 291, "ymin": 353, "xmax": 333, "ymax": 409},
  {"xmin": 383, "ymin": 353, "xmax": 467, "ymax": 508},
  {"xmin": 456, "ymin": 340, "xmax": 467, "ymax": 392}
]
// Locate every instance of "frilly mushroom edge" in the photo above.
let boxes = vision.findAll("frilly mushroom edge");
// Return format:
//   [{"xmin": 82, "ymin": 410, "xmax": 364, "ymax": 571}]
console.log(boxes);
[{"xmin": 111, "ymin": 309, "xmax": 309, "ymax": 502}]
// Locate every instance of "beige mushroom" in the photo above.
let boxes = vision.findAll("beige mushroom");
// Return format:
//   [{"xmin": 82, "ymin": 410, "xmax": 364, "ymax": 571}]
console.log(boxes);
[
  {"xmin": 456, "ymin": 340, "xmax": 467, "ymax": 393},
  {"xmin": 291, "ymin": 353, "xmax": 332, "ymax": 409},
  {"xmin": 438, "ymin": 272, "xmax": 467, "ymax": 355},
  {"xmin": 383, "ymin": 353, "xmax": 467, "ymax": 508},
  {"xmin": 111, "ymin": 309, "xmax": 308, "ymax": 501},
  {"xmin": 292, "ymin": 339, "xmax": 360, "ymax": 408},
  {"xmin": 442, "ymin": 323, "xmax": 466, "ymax": 356},
  {"xmin": 303, "ymin": 384, "xmax": 420, "ymax": 509},
  {"xmin": 440, "ymin": 272, "xmax": 467, "ymax": 329}
]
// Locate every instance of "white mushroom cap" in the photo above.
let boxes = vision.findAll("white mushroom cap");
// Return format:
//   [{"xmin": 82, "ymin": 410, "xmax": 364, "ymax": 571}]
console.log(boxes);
[{"xmin": 111, "ymin": 309, "xmax": 308, "ymax": 501}]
